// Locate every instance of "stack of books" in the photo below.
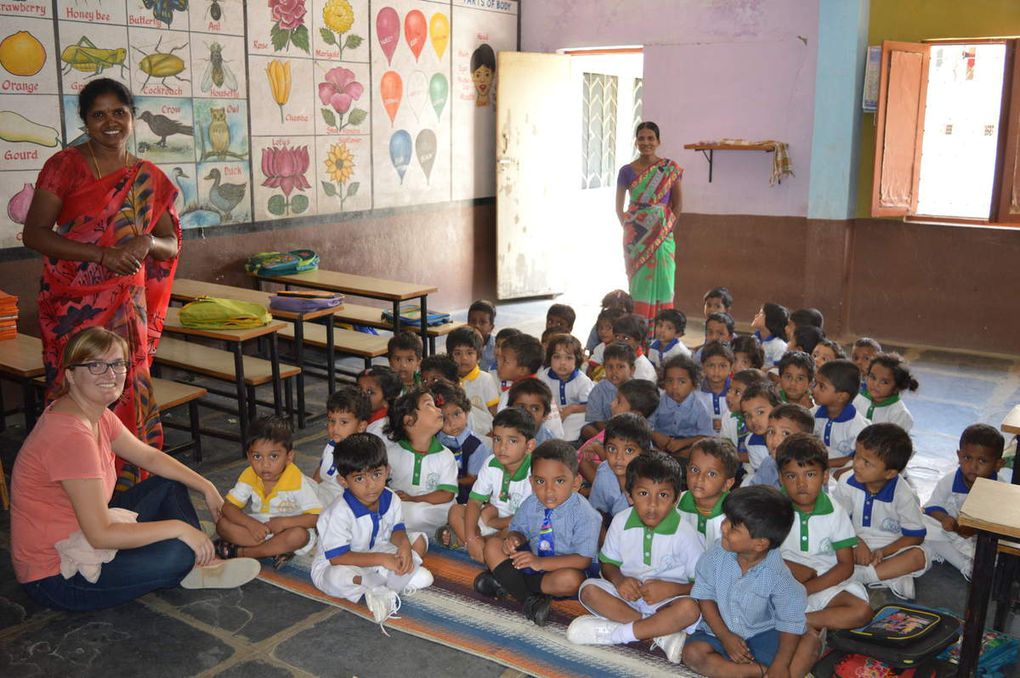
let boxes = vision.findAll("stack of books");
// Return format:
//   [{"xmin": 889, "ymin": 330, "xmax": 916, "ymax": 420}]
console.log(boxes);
[{"xmin": 0, "ymin": 290, "xmax": 17, "ymax": 340}]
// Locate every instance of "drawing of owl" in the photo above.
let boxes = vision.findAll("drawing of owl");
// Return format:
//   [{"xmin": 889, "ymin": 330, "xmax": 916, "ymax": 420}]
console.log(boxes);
[{"xmin": 207, "ymin": 107, "xmax": 230, "ymax": 158}]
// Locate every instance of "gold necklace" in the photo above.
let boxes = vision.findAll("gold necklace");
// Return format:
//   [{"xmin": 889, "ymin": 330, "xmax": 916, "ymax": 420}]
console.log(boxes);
[{"xmin": 87, "ymin": 140, "xmax": 141, "ymax": 237}]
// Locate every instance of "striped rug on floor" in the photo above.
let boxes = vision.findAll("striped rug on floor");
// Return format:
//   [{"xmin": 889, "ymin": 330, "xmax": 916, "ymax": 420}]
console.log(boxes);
[{"xmin": 258, "ymin": 545, "xmax": 704, "ymax": 678}]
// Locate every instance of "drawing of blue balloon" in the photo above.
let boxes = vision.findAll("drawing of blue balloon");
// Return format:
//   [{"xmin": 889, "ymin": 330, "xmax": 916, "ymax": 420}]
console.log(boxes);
[
  {"xmin": 430, "ymin": 73, "xmax": 448, "ymax": 120},
  {"xmin": 390, "ymin": 130, "xmax": 412, "ymax": 183}
]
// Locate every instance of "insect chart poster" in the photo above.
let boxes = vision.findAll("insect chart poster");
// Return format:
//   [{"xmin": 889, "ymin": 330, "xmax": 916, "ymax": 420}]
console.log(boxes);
[{"xmin": 0, "ymin": 0, "xmax": 517, "ymax": 249}]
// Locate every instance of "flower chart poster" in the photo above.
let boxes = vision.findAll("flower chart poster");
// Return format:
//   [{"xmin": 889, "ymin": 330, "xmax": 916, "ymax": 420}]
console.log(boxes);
[{"xmin": 0, "ymin": 0, "xmax": 517, "ymax": 249}]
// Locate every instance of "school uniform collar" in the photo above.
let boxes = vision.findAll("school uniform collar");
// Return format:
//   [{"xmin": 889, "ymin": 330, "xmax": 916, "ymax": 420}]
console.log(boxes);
[
  {"xmin": 368, "ymin": 407, "xmax": 387, "ymax": 424},
  {"xmin": 512, "ymin": 372, "xmax": 538, "ymax": 386},
  {"xmin": 815, "ymin": 404, "xmax": 858, "ymax": 423},
  {"xmin": 847, "ymin": 473, "xmax": 898, "ymax": 502},
  {"xmin": 754, "ymin": 331, "xmax": 778, "ymax": 344},
  {"xmin": 342, "ymin": 486, "xmax": 394, "ymax": 517},
  {"xmin": 398, "ymin": 436, "xmax": 446, "ymax": 455},
  {"xmin": 951, "ymin": 467, "xmax": 998, "ymax": 493},
  {"xmin": 678, "ymin": 490, "xmax": 726, "ymax": 518},
  {"xmin": 438, "ymin": 427, "xmax": 474, "ymax": 448},
  {"xmin": 462, "ymin": 364, "xmax": 484, "ymax": 382},
  {"xmin": 624, "ymin": 506, "xmax": 682, "ymax": 534},
  {"xmin": 247, "ymin": 462, "xmax": 303, "ymax": 501},
  {"xmin": 650, "ymin": 338, "xmax": 679, "ymax": 353},
  {"xmin": 748, "ymin": 433, "xmax": 766, "ymax": 447},
  {"xmin": 860, "ymin": 391, "xmax": 900, "ymax": 408},
  {"xmin": 781, "ymin": 488, "xmax": 836, "ymax": 516},
  {"xmin": 487, "ymin": 453, "xmax": 532, "ymax": 481},
  {"xmin": 701, "ymin": 376, "xmax": 730, "ymax": 395},
  {"xmin": 545, "ymin": 367, "xmax": 579, "ymax": 383}
]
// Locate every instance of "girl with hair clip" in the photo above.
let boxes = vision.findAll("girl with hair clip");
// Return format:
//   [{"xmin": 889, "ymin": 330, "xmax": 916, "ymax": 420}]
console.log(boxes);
[{"xmin": 853, "ymin": 352, "xmax": 919, "ymax": 432}]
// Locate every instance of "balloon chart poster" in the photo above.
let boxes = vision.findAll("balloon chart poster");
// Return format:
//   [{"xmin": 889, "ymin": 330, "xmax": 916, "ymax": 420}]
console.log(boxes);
[{"xmin": 0, "ymin": 0, "xmax": 517, "ymax": 249}]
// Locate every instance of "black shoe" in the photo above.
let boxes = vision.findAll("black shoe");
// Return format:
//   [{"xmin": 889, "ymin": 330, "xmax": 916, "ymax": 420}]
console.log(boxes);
[
  {"xmin": 523, "ymin": 594, "xmax": 552, "ymax": 626},
  {"xmin": 473, "ymin": 570, "xmax": 507, "ymax": 599}
]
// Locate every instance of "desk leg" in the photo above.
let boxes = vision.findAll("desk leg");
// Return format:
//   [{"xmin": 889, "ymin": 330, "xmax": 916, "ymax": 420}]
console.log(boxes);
[
  {"xmin": 233, "ymin": 344, "xmax": 248, "ymax": 453},
  {"xmin": 269, "ymin": 333, "xmax": 283, "ymax": 419},
  {"xmin": 293, "ymin": 321, "xmax": 306, "ymax": 429},
  {"xmin": 326, "ymin": 317, "xmax": 336, "ymax": 394},
  {"xmin": 959, "ymin": 531, "xmax": 998, "ymax": 676},
  {"xmin": 419, "ymin": 295, "xmax": 430, "ymax": 356},
  {"xmin": 392, "ymin": 300, "xmax": 402, "ymax": 338},
  {"xmin": 22, "ymin": 381, "xmax": 37, "ymax": 430}
]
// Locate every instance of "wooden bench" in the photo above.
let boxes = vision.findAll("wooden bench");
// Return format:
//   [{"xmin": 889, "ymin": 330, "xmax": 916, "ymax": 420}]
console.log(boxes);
[
  {"xmin": 333, "ymin": 302, "xmax": 467, "ymax": 352},
  {"xmin": 155, "ymin": 336, "xmax": 300, "ymax": 445},
  {"xmin": 0, "ymin": 333, "xmax": 45, "ymax": 431},
  {"xmin": 278, "ymin": 322, "xmax": 389, "ymax": 371},
  {"xmin": 152, "ymin": 377, "xmax": 207, "ymax": 463}
]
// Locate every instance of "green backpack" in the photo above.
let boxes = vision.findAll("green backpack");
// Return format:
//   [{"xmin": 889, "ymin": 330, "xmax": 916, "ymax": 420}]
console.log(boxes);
[
  {"xmin": 178, "ymin": 296, "xmax": 272, "ymax": 329},
  {"xmin": 245, "ymin": 249, "xmax": 319, "ymax": 276}
]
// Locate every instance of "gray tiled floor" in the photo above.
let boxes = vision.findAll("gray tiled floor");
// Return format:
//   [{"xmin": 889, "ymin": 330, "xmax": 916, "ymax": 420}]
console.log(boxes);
[{"xmin": 0, "ymin": 298, "xmax": 1018, "ymax": 677}]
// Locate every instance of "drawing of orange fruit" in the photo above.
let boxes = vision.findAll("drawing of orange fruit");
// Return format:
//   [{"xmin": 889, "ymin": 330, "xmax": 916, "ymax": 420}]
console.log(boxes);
[{"xmin": 0, "ymin": 31, "xmax": 46, "ymax": 77}]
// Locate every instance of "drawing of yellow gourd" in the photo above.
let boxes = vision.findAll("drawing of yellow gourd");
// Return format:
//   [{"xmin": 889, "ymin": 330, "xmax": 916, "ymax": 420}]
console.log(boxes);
[
  {"xmin": 0, "ymin": 111, "xmax": 59, "ymax": 147},
  {"xmin": 0, "ymin": 31, "xmax": 46, "ymax": 76},
  {"xmin": 266, "ymin": 59, "xmax": 291, "ymax": 124}
]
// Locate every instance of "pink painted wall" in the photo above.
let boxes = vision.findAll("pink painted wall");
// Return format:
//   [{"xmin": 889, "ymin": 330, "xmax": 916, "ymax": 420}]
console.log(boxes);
[{"xmin": 522, "ymin": 0, "xmax": 819, "ymax": 217}]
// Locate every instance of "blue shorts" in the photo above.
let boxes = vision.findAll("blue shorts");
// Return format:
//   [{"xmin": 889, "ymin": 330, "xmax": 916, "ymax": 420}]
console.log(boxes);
[{"xmin": 687, "ymin": 628, "xmax": 780, "ymax": 666}]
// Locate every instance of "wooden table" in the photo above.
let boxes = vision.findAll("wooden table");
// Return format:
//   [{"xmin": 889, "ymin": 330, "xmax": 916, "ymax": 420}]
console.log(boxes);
[
  {"xmin": 957, "ymin": 478, "xmax": 1020, "ymax": 675},
  {"xmin": 0, "ymin": 333, "xmax": 45, "ymax": 430},
  {"xmin": 172, "ymin": 278, "xmax": 338, "ymax": 428},
  {"xmin": 161, "ymin": 307, "xmax": 286, "ymax": 443},
  {"xmin": 249, "ymin": 269, "xmax": 438, "ymax": 354}
]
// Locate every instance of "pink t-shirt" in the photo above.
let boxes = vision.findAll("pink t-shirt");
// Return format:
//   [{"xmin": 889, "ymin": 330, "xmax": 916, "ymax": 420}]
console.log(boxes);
[{"xmin": 11, "ymin": 407, "xmax": 124, "ymax": 583}]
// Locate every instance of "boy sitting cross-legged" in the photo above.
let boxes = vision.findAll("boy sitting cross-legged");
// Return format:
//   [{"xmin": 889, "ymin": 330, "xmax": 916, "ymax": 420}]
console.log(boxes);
[
  {"xmin": 923, "ymin": 424, "xmax": 1007, "ymax": 580},
  {"xmin": 216, "ymin": 416, "xmax": 322, "ymax": 569},
  {"xmin": 441, "ymin": 407, "xmax": 537, "ymax": 561},
  {"xmin": 832, "ymin": 423, "xmax": 930, "ymax": 600},
  {"xmin": 678, "ymin": 438, "xmax": 739, "ymax": 545},
  {"xmin": 311, "ymin": 433, "xmax": 433, "ymax": 625},
  {"xmin": 588, "ymin": 412, "xmax": 653, "ymax": 521},
  {"xmin": 568, "ymin": 452, "xmax": 704, "ymax": 664},
  {"xmin": 682, "ymin": 486, "xmax": 811, "ymax": 678},
  {"xmin": 474, "ymin": 440, "xmax": 602, "ymax": 626},
  {"xmin": 777, "ymin": 434, "xmax": 873, "ymax": 667}
]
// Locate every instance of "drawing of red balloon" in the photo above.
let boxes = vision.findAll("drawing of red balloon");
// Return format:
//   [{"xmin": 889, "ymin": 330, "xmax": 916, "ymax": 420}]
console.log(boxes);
[
  {"xmin": 376, "ymin": 7, "xmax": 400, "ymax": 66},
  {"xmin": 404, "ymin": 9, "xmax": 426, "ymax": 62},
  {"xmin": 415, "ymin": 129, "xmax": 436, "ymax": 184},
  {"xmin": 380, "ymin": 70, "xmax": 403, "ymax": 125}
]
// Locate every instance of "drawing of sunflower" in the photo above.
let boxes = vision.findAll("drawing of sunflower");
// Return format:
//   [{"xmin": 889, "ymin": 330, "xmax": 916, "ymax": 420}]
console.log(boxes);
[{"xmin": 322, "ymin": 141, "xmax": 359, "ymax": 210}]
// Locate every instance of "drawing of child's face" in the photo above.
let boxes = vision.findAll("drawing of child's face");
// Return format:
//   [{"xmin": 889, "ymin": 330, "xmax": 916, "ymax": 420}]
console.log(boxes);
[{"xmin": 473, "ymin": 65, "xmax": 493, "ymax": 99}]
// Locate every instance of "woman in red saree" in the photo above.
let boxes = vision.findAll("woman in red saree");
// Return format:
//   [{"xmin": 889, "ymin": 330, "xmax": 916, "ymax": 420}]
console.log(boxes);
[
  {"xmin": 23, "ymin": 79, "xmax": 181, "ymax": 486},
  {"xmin": 615, "ymin": 122, "xmax": 683, "ymax": 322}
]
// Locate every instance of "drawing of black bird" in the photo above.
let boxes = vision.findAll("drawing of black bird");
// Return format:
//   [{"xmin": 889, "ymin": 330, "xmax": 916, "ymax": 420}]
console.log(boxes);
[{"xmin": 137, "ymin": 111, "xmax": 193, "ymax": 148}]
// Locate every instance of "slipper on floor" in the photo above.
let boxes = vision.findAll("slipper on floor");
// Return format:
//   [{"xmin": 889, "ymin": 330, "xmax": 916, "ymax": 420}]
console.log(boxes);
[
  {"xmin": 181, "ymin": 557, "xmax": 261, "ymax": 589},
  {"xmin": 272, "ymin": 552, "xmax": 295, "ymax": 570}
]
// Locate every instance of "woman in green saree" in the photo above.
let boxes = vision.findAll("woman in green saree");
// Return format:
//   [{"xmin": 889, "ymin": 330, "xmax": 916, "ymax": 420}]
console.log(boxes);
[{"xmin": 615, "ymin": 122, "xmax": 683, "ymax": 322}]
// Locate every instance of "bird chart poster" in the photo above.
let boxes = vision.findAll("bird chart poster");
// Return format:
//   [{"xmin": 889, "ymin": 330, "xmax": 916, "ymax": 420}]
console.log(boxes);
[{"xmin": 0, "ymin": 0, "xmax": 517, "ymax": 249}]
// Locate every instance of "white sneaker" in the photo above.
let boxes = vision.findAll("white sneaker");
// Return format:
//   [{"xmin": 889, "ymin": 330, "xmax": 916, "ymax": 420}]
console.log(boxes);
[
  {"xmin": 402, "ymin": 566, "xmax": 434, "ymax": 594},
  {"xmin": 566, "ymin": 615, "xmax": 621, "ymax": 645},
  {"xmin": 888, "ymin": 575, "xmax": 915, "ymax": 600},
  {"xmin": 651, "ymin": 631, "xmax": 687, "ymax": 663},
  {"xmin": 180, "ymin": 558, "xmax": 261, "ymax": 589},
  {"xmin": 364, "ymin": 587, "xmax": 401, "ymax": 631}
]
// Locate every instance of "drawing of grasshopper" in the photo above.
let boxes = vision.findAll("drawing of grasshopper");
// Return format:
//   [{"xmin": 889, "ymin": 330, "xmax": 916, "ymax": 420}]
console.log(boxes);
[{"xmin": 61, "ymin": 37, "xmax": 128, "ymax": 78}]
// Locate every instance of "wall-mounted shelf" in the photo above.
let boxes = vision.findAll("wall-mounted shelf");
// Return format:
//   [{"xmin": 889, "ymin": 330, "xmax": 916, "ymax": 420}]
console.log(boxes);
[{"xmin": 683, "ymin": 142, "xmax": 778, "ymax": 183}]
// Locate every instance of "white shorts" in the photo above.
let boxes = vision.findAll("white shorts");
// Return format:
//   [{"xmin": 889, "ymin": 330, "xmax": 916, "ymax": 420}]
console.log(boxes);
[
  {"xmin": 578, "ymin": 577, "xmax": 700, "ymax": 634},
  {"xmin": 854, "ymin": 544, "xmax": 932, "ymax": 582},
  {"xmin": 403, "ymin": 500, "xmax": 455, "ymax": 535},
  {"xmin": 806, "ymin": 581, "xmax": 869, "ymax": 613},
  {"xmin": 311, "ymin": 545, "xmax": 425, "ymax": 602}
]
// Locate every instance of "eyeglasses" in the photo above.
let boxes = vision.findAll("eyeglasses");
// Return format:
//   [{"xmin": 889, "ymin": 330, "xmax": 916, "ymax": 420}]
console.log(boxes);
[{"xmin": 71, "ymin": 360, "xmax": 128, "ymax": 375}]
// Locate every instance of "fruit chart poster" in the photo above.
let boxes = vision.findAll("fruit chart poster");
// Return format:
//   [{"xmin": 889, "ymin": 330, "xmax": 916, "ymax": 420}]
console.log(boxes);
[{"xmin": 0, "ymin": 0, "xmax": 517, "ymax": 249}]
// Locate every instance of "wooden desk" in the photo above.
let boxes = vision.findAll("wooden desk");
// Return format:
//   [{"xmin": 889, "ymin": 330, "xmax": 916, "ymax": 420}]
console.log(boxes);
[
  {"xmin": 957, "ymin": 478, "xmax": 1020, "ymax": 675},
  {"xmin": 162, "ymin": 307, "xmax": 287, "ymax": 442},
  {"xmin": 249, "ymin": 269, "xmax": 438, "ymax": 354},
  {"xmin": 333, "ymin": 302, "xmax": 466, "ymax": 353},
  {"xmin": 0, "ymin": 333, "xmax": 44, "ymax": 430},
  {"xmin": 172, "ymin": 278, "xmax": 338, "ymax": 428},
  {"xmin": 1002, "ymin": 404, "xmax": 1020, "ymax": 436}
]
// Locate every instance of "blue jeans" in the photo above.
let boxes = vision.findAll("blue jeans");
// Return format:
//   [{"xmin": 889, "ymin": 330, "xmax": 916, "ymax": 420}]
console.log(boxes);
[
  {"xmin": 23, "ymin": 476, "xmax": 200, "ymax": 611},
  {"xmin": 688, "ymin": 628, "xmax": 781, "ymax": 666}
]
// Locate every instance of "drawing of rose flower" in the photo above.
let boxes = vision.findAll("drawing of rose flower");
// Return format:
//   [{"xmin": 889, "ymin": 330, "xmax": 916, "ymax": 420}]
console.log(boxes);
[
  {"xmin": 320, "ymin": 0, "xmax": 362, "ymax": 60},
  {"xmin": 262, "ymin": 145, "xmax": 311, "ymax": 215},
  {"xmin": 269, "ymin": 0, "xmax": 310, "ymax": 53},
  {"xmin": 318, "ymin": 67, "xmax": 366, "ymax": 132},
  {"xmin": 322, "ymin": 142, "xmax": 358, "ymax": 211}
]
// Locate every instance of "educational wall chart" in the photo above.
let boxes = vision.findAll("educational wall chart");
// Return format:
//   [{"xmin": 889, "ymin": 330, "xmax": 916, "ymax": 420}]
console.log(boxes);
[{"xmin": 0, "ymin": 0, "xmax": 517, "ymax": 249}]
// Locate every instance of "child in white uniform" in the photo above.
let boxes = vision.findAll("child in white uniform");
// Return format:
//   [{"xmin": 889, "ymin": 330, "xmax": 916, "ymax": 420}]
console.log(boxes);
[
  {"xmin": 448, "ymin": 326, "xmax": 500, "ymax": 436},
  {"xmin": 312, "ymin": 433, "xmax": 433, "ymax": 624},
  {"xmin": 384, "ymin": 387, "xmax": 458, "ymax": 534},
  {"xmin": 313, "ymin": 386, "xmax": 371, "ymax": 506},
  {"xmin": 854, "ymin": 352, "xmax": 917, "ymax": 432},
  {"xmin": 751, "ymin": 302, "xmax": 789, "ymax": 368},
  {"xmin": 357, "ymin": 366, "xmax": 403, "ymax": 440},
  {"xmin": 812, "ymin": 360, "xmax": 869, "ymax": 470},
  {"xmin": 538, "ymin": 333, "xmax": 593, "ymax": 441},
  {"xmin": 648, "ymin": 309, "xmax": 691, "ymax": 372},
  {"xmin": 613, "ymin": 314, "xmax": 657, "ymax": 384}
]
